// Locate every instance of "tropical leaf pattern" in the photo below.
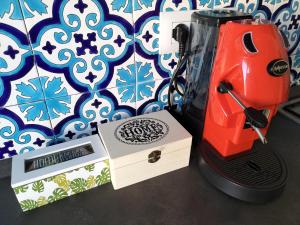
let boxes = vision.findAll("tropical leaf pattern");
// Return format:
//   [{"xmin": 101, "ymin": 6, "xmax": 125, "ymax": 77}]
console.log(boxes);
[
  {"xmin": 53, "ymin": 174, "xmax": 70, "ymax": 192},
  {"xmin": 96, "ymin": 168, "xmax": 111, "ymax": 185},
  {"xmin": 104, "ymin": 159, "xmax": 110, "ymax": 168},
  {"xmin": 84, "ymin": 164, "xmax": 95, "ymax": 172},
  {"xmin": 14, "ymin": 185, "xmax": 28, "ymax": 194},
  {"xmin": 37, "ymin": 196, "xmax": 48, "ymax": 207},
  {"xmin": 86, "ymin": 175, "xmax": 96, "ymax": 189},
  {"xmin": 20, "ymin": 199, "xmax": 38, "ymax": 211},
  {"xmin": 70, "ymin": 178, "xmax": 87, "ymax": 194},
  {"xmin": 32, "ymin": 180, "xmax": 44, "ymax": 193},
  {"xmin": 53, "ymin": 174, "xmax": 67, "ymax": 184},
  {"xmin": 48, "ymin": 188, "xmax": 68, "ymax": 203},
  {"xmin": 44, "ymin": 177, "xmax": 54, "ymax": 182},
  {"xmin": 14, "ymin": 162, "xmax": 110, "ymax": 211}
]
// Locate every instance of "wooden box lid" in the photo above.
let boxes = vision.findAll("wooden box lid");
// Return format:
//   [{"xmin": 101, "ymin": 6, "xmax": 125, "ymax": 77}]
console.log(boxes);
[
  {"xmin": 98, "ymin": 110, "xmax": 192, "ymax": 169},
  {"xmin": 11, "ymin": 135, "xmax": 107, "ymax": 188}
]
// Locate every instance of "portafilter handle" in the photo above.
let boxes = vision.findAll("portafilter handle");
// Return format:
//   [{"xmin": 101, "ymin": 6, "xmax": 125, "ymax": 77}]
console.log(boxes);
[{"xmin": 218, "ymin": 81, "xmax": 268, "ymax": 144}]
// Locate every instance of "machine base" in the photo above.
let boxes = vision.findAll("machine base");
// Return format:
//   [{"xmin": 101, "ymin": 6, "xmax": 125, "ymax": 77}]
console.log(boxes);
[{"xmin": 198, "ymin": 141, "xmax": 287, "ymax": 203}]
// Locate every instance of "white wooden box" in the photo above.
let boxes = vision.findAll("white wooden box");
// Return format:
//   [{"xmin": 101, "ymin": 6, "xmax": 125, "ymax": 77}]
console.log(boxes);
[
  {"xmin": 11, "ymin": 135, "xmax": 110, "ymax": 211},
  {"xmin": 98, "ymin": 110, "xmax": 192, "ymax": 190}
]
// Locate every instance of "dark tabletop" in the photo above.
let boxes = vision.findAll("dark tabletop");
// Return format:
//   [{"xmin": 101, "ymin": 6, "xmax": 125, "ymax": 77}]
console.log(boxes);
[{"xmin": 1, "ymin": 114, "xmax": 300, "ymax": 225}]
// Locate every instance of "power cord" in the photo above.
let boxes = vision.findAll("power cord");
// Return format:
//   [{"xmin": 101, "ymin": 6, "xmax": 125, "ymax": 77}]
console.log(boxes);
[{"xmin": 168, "ymin": 24, "xmax": 189, "ymax": 109}]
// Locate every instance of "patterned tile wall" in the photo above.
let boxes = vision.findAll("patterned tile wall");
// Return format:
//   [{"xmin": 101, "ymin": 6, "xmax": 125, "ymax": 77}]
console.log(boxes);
[{"xmin": 0, "ymin": 0, "xmax": 299, "ymax": 159}]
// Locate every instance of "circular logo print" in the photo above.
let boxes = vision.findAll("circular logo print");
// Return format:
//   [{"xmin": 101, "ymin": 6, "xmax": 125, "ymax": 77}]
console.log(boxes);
[
  {"xmin": 267, "ymin": 59, "xmax": 289, "ymax": 76},
  {"xmin": 114, "ymin": 118, "xmax": 169, "ymax": 145}
]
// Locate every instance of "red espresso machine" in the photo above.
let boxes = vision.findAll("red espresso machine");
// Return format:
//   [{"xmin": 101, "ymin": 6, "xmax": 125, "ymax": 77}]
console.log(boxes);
[{"xmin": 172, "ymin": 10, "xmax": 290, "ymax": 203}]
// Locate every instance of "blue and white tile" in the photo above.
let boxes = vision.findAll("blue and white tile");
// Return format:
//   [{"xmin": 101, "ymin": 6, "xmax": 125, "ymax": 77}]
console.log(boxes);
[
  {"xmin": 46, "ymin": 86, "xmax": 136, "ymax": 142},
  {"xmin": 107, "ymin": 54, "xmax": 137, "ymax": 89},
  {"xmin": 134, "ymin": 0, "xmax": 198, "ymax": 56},
  {"xmin": 134, "ymin": 20, "xmax": 179, "ymax": 80},
  {"xmin": 133, "ymin": 0, "xmax": 196, "ymax": 23},
  {"xmin": 132, "ymin": 1, "xmax": 192, "ymax": 108},
  {"xmin": 34, "ymin": 68, "xmax": 79, "ymax": 99},
  {"xmin": 214, "ymin": 0, "xmax": 273, "ymax": 19},
  {"xmin": 0, "ymin": 1, "xmax": 44, "ymax": 107},
  {"xmin": 290, "ymin": 54, "xmax": 300, "ymax": 86},
  {"xmin": 0, "ymin": 102, "xmax": 55, "ymax": 159},
  {"xmin": 135, "ymin": 16, "xmax": 160, "ymax": 56},
  {"xmin": 136, "ymin": 78, "xmax": 183, "ymax": 115},
  {"xmin": 272, "ymin": 0, "xmax": 300, "ymax": 56},
  {"xmin": 198, "ymin": 0, "xmax": 215, "ymax": 9},
  {"xmin": 19, "ymin": 0, "xmax": 135, "ymax": 98},
  {"xmin": 16, "ymin": 0, "xmax": 54, "ymax": 31},
  {"xmin": 271, "ymin": 0, "xmax": 290, "ymax": 12},
  {"xmin": 132, "ymin": 0, "xmax": 200, "ymax": 22},
  {"xmin": 0, "ymin": 1, "xmax": 31, "ymax": 29},
  {"xmin": 133, "ymin": 0, "xmax": 198, "ymax": 81},
  {"xmin": 106, "ymin": 0, "xmax": 134, "ymax": 22},
  {"xmin": 134, "ymin": 53, "xmax": 179, "ymax": 82},
  {"xmin": 132, "ymin": 0, "xmax": 156, "ymax": 22}
]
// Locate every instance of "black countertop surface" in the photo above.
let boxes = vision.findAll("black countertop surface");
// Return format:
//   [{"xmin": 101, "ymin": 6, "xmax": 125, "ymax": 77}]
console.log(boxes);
[{"xmin": 0, "ymin": 115, "xmax": 300, "ymax": 225}]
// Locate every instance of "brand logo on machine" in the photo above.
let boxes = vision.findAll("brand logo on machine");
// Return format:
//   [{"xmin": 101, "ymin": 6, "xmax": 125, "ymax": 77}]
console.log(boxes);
[
  {"xmin": 267, "ymin": 59, "xmax": 289, "ymax": 76},
  {"xmin": 115, "ymin": 118, "xmax": 169, "ymax": 145}
]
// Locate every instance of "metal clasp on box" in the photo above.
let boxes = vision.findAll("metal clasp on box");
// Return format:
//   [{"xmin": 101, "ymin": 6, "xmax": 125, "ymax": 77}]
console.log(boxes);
[{"xmin": 148, "ymin": 150, "xmax": 161, "ymax": 163}]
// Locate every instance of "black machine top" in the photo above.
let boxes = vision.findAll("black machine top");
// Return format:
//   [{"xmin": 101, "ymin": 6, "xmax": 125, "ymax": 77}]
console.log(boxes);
[{"xmin": 192, "ymin": 10, "xmax": 253, "ymax": 26}]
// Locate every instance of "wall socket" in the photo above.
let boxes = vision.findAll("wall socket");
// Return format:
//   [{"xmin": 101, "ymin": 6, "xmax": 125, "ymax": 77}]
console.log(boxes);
[{"xmin": 159, "ymin": 10, "xmax": 197, "ymax": 54}]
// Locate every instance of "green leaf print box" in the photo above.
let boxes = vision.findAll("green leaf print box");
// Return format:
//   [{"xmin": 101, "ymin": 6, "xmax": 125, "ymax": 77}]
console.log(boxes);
[{"xmin": 11, "ymin": 135, "xmax": 110, "ymax": 212}]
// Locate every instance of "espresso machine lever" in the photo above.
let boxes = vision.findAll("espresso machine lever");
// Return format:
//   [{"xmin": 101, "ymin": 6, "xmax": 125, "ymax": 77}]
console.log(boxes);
[{"xmin": 218, "ymin": 81, "xmax": 268, "ymax": 144}]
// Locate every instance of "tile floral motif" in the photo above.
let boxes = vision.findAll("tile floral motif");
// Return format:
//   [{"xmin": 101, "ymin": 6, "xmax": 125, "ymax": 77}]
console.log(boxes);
[
  {"xmin": 214, "ymin": 0, "xmax": 274, "ymax": 19},
  {"xmin": 19, "ymin": 0, "xmax": 135, "ymax": 97},
  {"xmin": 106, "ymin": 0, "xmax": 134, "ymax": 22},
  {"xmin": 136, "ymin": 78, "xmax": 184, "ymax": 115},
  {"xmin": 0, "ymin": 1, "xmax": 44, "ymax": 107},
  {"xmin": 0, "ymin": 102, "xmax": 54, "ymax": 159},
  {"xmin": 46, "ymin": 86, "xmax": 136, "ymax": 142},
  {"xmin": 290, "ymin": 54, "xmax": 300, "ymax": 86},
  {"xmin": 272, "ymin": 0, "xmax": 300, "ymax": 56}
]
